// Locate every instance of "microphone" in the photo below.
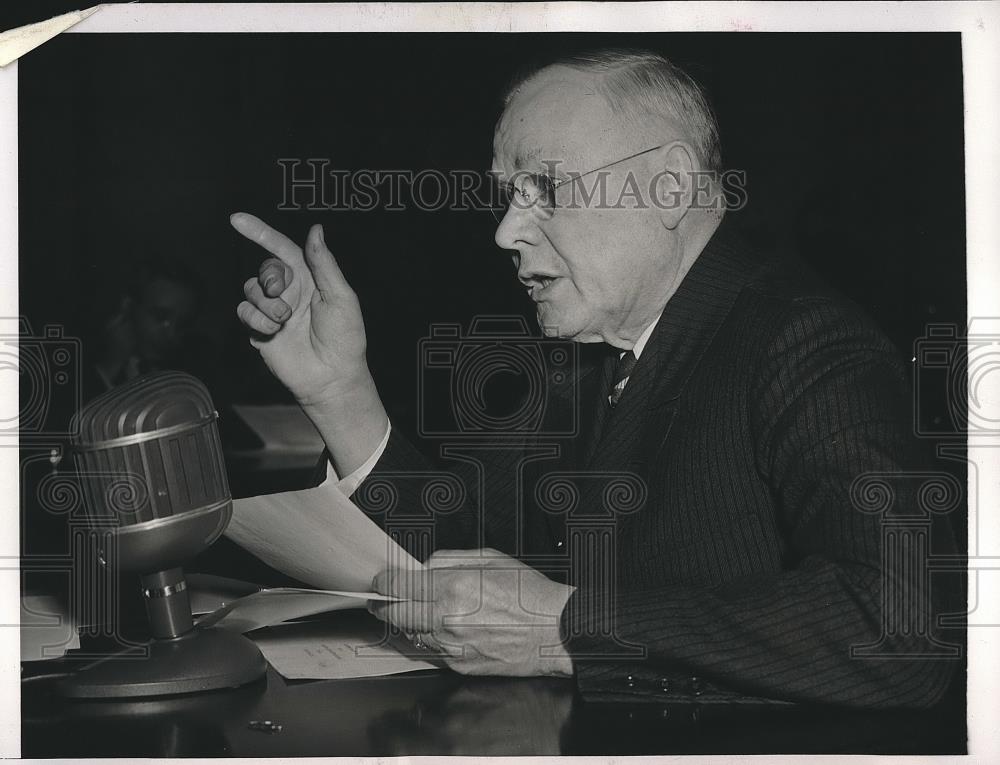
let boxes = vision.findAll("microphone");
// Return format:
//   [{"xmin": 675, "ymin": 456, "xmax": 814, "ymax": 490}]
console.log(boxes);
[{"xmin": 59, "ymin": 371, "xmax": 266, "ymax": 698}]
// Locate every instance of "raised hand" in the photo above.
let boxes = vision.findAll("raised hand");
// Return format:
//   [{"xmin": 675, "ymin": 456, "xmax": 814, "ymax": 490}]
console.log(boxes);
[
  {"xmin": 232, "ymin": 212, "xmax": 368, "ymax": 405},
  {"xmin": 232, "ymin": 212, "xmax": 388, "ymax": 476}
]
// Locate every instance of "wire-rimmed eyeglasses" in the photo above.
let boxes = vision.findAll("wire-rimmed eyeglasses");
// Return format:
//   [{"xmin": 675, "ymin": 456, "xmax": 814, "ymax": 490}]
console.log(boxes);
[{"xmin": 490, "ymin": 144, "xmax": 665, "ymax": 222}]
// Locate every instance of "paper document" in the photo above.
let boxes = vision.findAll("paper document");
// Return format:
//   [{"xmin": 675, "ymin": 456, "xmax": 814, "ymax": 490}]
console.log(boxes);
[
  {"xmin": 187, "ymin": 573, "xmax": 262, "ymax": 615},
  {"xmin": 251, "ymin": 618, "xmax": 440, "ymax": 680},
  {"xmin": 197, "ymin": 587, "xmax": 400, "ymax": 633},
  {"xmin": 226, "ymin": 481, "xmax": 422, "ymax": 592}
]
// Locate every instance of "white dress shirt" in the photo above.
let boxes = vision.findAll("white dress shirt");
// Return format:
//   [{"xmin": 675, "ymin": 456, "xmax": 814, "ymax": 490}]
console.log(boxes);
[{"xmin": 626, "ymin": 313, "xmax": 660, "ymax": 360}]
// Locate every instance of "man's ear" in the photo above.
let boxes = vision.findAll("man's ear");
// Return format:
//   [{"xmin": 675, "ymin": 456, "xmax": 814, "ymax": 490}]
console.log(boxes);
[{"xmin": 652, "ymin": 141, "xmax": 697, "ymax": 230}]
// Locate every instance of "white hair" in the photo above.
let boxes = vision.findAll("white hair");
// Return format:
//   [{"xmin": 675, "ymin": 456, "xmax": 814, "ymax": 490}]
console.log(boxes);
[{"xmin": 504, "ymin": 49, "xmax": 722, "ymax": 173}]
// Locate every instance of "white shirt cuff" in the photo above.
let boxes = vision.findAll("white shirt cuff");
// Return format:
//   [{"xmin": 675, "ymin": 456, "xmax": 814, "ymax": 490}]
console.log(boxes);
[{"xmin": 322, "ymin": 420, "xmax": 392, "ymax": 496}]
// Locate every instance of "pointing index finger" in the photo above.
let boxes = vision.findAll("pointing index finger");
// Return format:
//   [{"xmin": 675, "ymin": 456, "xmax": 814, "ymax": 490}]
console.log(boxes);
[{"xmin": 230, "ymin": 212, "xmax": 305, "ymax": 268}]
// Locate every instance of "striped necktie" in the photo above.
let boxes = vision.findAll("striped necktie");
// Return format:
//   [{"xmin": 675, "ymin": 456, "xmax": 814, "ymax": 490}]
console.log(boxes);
[{"xmin": 607, "ymin": 350, "xmax": 638, "ymax": 408}]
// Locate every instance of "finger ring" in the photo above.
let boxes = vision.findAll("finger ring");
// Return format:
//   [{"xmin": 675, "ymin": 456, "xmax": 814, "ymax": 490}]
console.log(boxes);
[{"xmin": 412, "ymin": 634, "xmax": 425, "ymax": 650}]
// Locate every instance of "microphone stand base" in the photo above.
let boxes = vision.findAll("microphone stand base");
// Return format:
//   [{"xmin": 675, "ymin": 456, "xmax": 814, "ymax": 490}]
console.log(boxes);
[{"xmin": 56, "ymin": 627, "xmax": 267, "ymax": 698}]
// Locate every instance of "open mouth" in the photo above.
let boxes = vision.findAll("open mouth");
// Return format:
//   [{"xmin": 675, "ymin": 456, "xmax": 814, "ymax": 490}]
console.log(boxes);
[{"xmin": 527, "ymin": 277, "xmax": 557, "ymax": 299}]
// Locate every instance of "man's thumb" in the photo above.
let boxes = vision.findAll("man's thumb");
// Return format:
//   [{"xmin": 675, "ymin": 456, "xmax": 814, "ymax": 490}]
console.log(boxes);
[{"xmin": 304, "ymin": 223, "xmax": 350, "ymax": 298}]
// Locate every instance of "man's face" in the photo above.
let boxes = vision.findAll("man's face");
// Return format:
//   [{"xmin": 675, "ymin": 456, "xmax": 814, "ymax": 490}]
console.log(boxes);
[
  {"xmin": 134, "ymin": 277, "xmax": 197, "ymax": 364},
  {"xmin": 491, "ymin": 66, "xmax": 679, "ymax": 345}
]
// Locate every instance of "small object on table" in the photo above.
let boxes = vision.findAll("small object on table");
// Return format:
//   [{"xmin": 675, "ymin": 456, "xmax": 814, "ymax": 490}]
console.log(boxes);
[{"xmin": 248, "ymin": 720, "xmax": 283, "ymax": 734}]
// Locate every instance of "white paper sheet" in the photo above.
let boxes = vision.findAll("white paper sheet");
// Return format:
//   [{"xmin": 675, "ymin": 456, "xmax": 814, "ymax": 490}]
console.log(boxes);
[
  {"xmin": 226, "ymin": 481, "xmax": 421, "ymax": 592},
  {"xmin": 187, "ymin": 573, "xmax": 262, "ymax": 615},
  {"xmin": 251, "ymin": 618, "xmax": 439, "ymax": 680},
  {"xmin": 196, "ymin": 587, "xmax": 400, "ymax": 633}
]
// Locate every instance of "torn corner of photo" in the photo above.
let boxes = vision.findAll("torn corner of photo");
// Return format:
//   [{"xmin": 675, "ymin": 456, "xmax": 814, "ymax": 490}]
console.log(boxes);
[
  {"xmin": 0, "ymin": 5, "xmax": 101, "ymax": 68},
  {"xmin": 224, "ymin": 478, "xmax": 423, "ymax": 594}
]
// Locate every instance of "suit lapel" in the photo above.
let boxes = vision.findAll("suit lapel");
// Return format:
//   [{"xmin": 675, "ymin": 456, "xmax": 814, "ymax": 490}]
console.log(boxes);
[
  {"xmin": 589, "ymin": 217, "xmax": 758, "ymax": 474},
  {"xmin": 534, "ymin": 218, "xmax": 757, "ymax": 549},
  {"xmin": 579, "ymin": 345, "xmax": 617, "ymax": 467},
  {"xmin": 535, "ymin": 341, "xmax": 613, "ymax": 548}
]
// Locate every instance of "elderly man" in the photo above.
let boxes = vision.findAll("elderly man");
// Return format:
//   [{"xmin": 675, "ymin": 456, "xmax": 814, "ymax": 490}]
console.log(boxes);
[{"xmin": 233, "ymin": 49, "xmax": 957, "ymax": 707}]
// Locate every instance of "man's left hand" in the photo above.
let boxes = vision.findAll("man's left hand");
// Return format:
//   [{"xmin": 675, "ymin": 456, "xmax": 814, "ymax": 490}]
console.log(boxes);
[{"xmin": 369, "ymin": 549, "xmax": 575, "ymax": 677}]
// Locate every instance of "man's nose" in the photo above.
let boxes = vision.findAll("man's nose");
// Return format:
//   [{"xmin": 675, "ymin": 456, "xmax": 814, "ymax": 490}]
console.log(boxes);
[{"xmin": 493, "ymin": 204, "xmax": 539, "ymax": 252}]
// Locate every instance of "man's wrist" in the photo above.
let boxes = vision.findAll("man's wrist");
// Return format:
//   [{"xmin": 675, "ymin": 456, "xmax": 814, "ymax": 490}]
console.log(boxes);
[
  {"xmin": 331, "ymin": 419, "xmax": 392, "ymax": 496},
  {"xmin": 298, "ymin": 368, "xmax": 389, "ymax": 478},
  {"xmin": 297, "ymin": 367, "xmax": 377, "ymax": 413}
]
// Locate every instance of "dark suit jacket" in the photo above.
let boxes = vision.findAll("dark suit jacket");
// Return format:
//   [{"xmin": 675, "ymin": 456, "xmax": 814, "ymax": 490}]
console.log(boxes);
[{"xmin": 344, "ymin": 217, "xmax": 960, "ymax": 709}]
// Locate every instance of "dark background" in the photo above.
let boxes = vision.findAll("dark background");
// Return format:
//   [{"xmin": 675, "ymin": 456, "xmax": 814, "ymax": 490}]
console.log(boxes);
[{"xmin": 18, "ymin": 32, "xmax": 966, "ymax": 436}]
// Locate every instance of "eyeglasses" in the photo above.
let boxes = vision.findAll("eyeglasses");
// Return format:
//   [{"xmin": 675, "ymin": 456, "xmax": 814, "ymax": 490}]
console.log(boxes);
[{"xmin": 491, "ymin": 144, "xmax": 665, "ymax": 222}]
